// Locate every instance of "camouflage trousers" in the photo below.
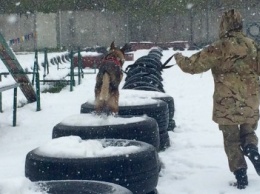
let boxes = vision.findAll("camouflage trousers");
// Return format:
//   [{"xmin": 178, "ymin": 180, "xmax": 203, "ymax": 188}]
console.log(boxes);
[{"xmin": 219, "ymin": 123, "xmax": 258, "ymax": 172}]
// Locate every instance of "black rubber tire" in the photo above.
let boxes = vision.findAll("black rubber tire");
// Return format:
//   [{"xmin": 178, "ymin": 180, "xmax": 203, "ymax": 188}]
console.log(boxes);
[
  {"xmin": 35, "ymin": 180, "xmax": 133, "ymax": 194},
  {"xmin": 116, "ymin": 99, "xmax": 169, "ymax": 148},
  {"xmin": 50, "ymin": 58, "xmax": 55, "ymax": 65},
  {"xmin": 149, "ymin": 49, "xmax": 163, "ymax": 56},
  {"xmin": 125, "ymin": 68, "xmax": 163, "ymax": 84},
  {"xmin": 81, "ymin": 100, "xmax": 170, "ymax": 150},
  {"xmin": 25, "ymin": 139, "xmax": 160, "ymax": 194},
  {"xmin": 124, "ymin": 76, "xmax": 164, "ymax": 91},
  {"xmin": 57, "ymin": 56, "xmax": 62, "ymax": 64},
  {"xmin": 152, "ymin": 96, "xmax": 174, "ymax": 119},
  {"xmin": 65, "ymin": 54, "xmax": 71, "ymax": 61},
  {"xmin": 61, "ymin": 55, "xmax": 67, "ymax": 63},
  {"xmin": 125, "ymin": 74, "xmax": 162, "ymax": 84},
  {"xmin": 132, "ymin": 86, "xmax": 163, "ymax": 92},
  {"xmin": 123, "ymin": 80, "xmax": 164, "ymax": 93},
  {"xmin": 52, "ymin": 114, "xmax": 160, "ymax": 151},
  {"xmin": 149, "ymin": 49, "xmax": 163, "ymax": 55},
  {"xmin": 167, "ymin": 119, "xmax": 176, "ymax": 131},
  {"xmin": 125, "ymin": 62, "xmax": 160, "ymax": 72},
  {"xmin": 135, "ymin": 57, "xmax": 162, "ymax": 70},
  {"xmin": 81, "ymin": 100, "xmax": 168, "ymax": 133},
  {"xmin": 125, "ymin": 71, "xmax": 163, "ymax": 83},
  {"xmin": 147, "ymin": 53, "xmax": 162, "ymax": 61},
  {"xmin": 123, "ymin": 81, "xmax": 156, "ymax": 89},
  {"xmin": 126, "ymin": 66, "xmax": 162, "ymax": 76},
  {"xmin": 117, "ymin": 99, "xmax": 170, "ymax": 150},
  {"xmin": 146, "ymin": 188, "xmax": 158, "ymax": 194},
  {"xmin": 53, "ymin": 57, "xmax": 59, "ymax": 65},
  {"xmin": 120, "ymin": 89, "xmax": 176, "ymax": 131},
  {"xmin": 159, "ymin": 130, "xmax": 171, "ymax": 151},
  {"xmin": 123, "ymin": 81, "xmax": 164, "ymax": 93},
  {"xmin": 120, "ymin": 89, "xmax": 174, "ymax": 119}
]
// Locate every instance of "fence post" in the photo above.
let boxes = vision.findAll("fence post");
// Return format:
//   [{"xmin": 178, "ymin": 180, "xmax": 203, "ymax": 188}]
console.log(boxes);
[
  {"xmin": 0, "ymin": 92, "xmax": 2, "ymax": 113},
  {"xmin": 32, "ymin": 50, "xmax": 38, "ymax": 85},
  {"xmin": 70, "ymin": 50, "xmax": 74, "ymax": 92},
  {"xmin": 77, "ymin": 47, "xmax": 82, "ymax": 85},
  {"xmin": 13, "ymin": 87, "xmax": 17, "ymax": 126},
  {"xmin": 43, "ymin": 48, "xmax": 49, "ymax": 78},
  {"xmin": 35, "ymin": 50, "xmax": 41, "ymax": 111}
]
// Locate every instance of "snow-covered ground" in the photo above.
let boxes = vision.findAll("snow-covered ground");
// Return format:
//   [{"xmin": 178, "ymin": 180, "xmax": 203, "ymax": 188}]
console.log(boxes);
[{"xmin": 0, "ymin": 48, "xmax": 260, "ymax": 194}]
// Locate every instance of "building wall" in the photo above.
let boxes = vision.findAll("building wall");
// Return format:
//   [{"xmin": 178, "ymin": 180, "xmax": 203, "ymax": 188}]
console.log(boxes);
[
  {"xmin": 36, "ymin": 12, "xmax": 57, "ymax": 50},
  {"xmin": 0, "ymin": 6, "xmax": 260, "ymax": 52},
  {"xmin": 0, "ymin": 14, "xmax": 35, "ymax": 51},
  {"xmin": 59, "ymin": 10, "xmax": 126, "ymax": 50}
]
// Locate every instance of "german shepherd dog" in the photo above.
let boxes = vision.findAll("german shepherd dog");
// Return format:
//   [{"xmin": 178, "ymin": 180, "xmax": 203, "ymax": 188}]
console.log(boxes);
[{"xmin": 95, "ymin": 42, "xmax": 128, "ymax": 115}]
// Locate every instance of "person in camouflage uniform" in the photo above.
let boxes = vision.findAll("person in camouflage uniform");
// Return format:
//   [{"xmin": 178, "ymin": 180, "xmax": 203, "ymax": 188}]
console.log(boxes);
[{"xmin": 174, "ymin": 9, "xmax": 260, "ymax": 189}]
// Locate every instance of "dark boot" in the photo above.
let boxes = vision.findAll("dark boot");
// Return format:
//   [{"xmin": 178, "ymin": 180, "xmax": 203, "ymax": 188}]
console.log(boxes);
[
  {"xmin": 244, "ymin": 144, "xmax": 260, "ymax": 176},
  {"xmin": 234, "ymin": 168, "xmax": 248, "ymax": 189}
]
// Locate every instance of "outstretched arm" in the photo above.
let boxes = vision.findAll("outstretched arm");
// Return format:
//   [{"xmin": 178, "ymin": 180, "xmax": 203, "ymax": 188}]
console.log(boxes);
[{"xmin": 174, "ymin": 45, "xmax": 221, "ymax": 74}]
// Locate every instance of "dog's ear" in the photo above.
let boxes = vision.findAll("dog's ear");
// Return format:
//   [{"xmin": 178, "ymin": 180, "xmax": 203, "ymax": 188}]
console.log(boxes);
[
  {"xmin": 110, "ymin": 41, "xmax": 116, "ymax": 50},
  {"xmin": 121, "ymin": 43, "xmax": 130, "ymax": 54}
]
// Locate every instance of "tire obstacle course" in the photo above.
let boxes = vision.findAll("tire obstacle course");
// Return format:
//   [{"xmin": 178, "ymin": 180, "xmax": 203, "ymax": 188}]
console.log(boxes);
[
  {"xmin": 26, "ymin": 97, "xmax": 164, "ymax": 193},
  {"xmin": 25, "ymin": 96, "xmax": 166, "ymax": 193},
  {"xmin": 25, "ymin": 48, "xmax": 176, "ymax": 193}
]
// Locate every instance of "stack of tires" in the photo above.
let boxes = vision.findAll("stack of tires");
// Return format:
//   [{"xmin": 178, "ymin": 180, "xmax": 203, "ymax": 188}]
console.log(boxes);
[
  {"xmin": 24, "ymin": 49, "xmax": 175, "ymax": 194},
  {"xmin": 80, "ymin": 97, "xmax": 171, "ymax": 151},
  {"xmin": 25, "ymin": 99, "xmax": 162, "ymax": 194},
  {"xmin": 122, "ymin": 47, "xmax": 176, "ymax": 132},
  {"xmin": 123, "ymin": 47, "xmax": 165, "ymax": 93},
  {"xmin": 119, "ymin": 89, "xmax": 176, "ymax": 132}
]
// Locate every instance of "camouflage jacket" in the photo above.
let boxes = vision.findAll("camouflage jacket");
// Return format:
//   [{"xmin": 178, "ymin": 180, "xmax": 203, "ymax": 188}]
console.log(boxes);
[{"xmin": 175, "ymin": 31, "xmax": 260, "ymax": 125}]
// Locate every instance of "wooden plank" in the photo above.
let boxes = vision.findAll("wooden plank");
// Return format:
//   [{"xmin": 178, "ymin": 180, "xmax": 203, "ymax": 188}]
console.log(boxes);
[{"xmin": 0, "ymin": 33, "xmax": 36, "ymax": 103}]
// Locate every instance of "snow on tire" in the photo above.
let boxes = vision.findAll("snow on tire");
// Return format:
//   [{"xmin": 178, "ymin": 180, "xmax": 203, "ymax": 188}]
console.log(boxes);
[
  {"xmin": 25, "ymin": 137, "xmax": 160, "ymax": 194},
  {"xmin": 121, "ymin": 89, "xmax": 176, "ymax": 131},
  {"xmin": 52, "ymin": 114, "xmax": 160, "ymax": 151},
  {"xmin": 35, "ymin": 180, "xmax": 133, "ymax": 194},
  {"xmin": 80, "ymin": 98, "xmax": 170, "ymax": 151}
]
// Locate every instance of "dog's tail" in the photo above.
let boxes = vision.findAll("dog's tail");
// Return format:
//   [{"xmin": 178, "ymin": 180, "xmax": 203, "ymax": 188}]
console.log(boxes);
[
  {"xmin": 99, "ymin": 72, "xmax": 110, "ymax": 102},
  {"xmin": 95, "ymin": 72, "xmax": 110, "ymax": 114}
]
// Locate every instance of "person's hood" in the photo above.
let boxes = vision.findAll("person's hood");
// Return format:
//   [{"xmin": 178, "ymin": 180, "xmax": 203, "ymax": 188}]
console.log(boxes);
[{"xmin": 219, "ymin": 9, "xmax": 243, "ymax": 38}]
